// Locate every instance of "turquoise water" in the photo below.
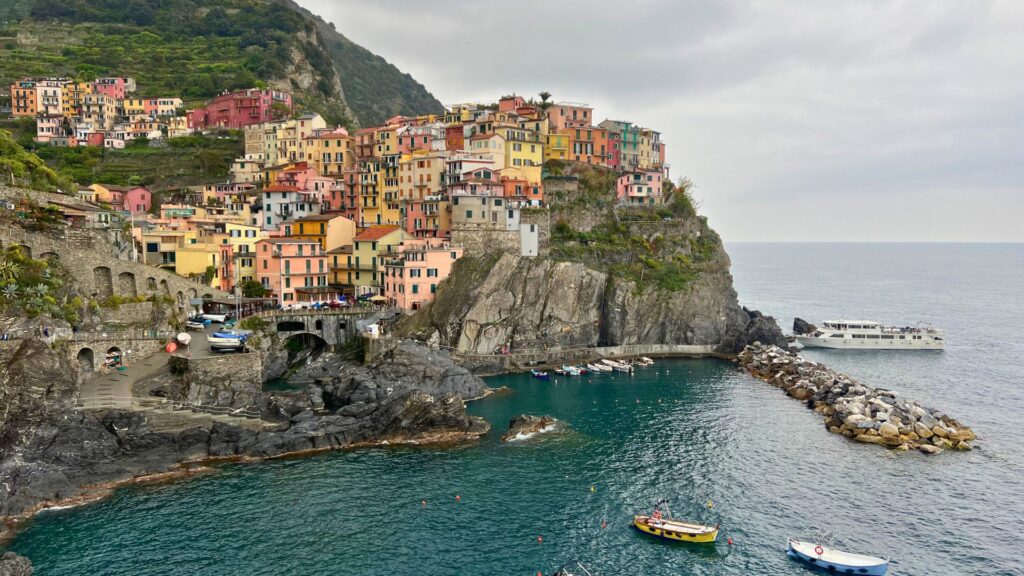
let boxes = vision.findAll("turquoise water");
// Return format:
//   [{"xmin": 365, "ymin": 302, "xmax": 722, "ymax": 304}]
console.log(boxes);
[{"xmin": 7, "ymin": 244, "xmax": 1024, "ymax": 575}]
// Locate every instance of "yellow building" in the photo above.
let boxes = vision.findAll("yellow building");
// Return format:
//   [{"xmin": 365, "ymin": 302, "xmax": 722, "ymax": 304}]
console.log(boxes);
[
  {"xmin": 283, "ymin": 214, "xmax": 356, "ymax": 252},
  {"xmin": 174, "ymin": 243, "xmax": 222, "ymax": 289},
  {"xmin": 335, "ymin": 225, "xmax": 410, "ymax": 294},
  {"xmin": 123, "ymin": 98, "xmax": 147, "ymax": 120},
  {"xmin": 380, "ymin": 154, "xmax": 402, "ymax": 226},
  {"xmin": 374, "ymin": 127, "xmax": 397, "ymax": 157},
  {"xmin": 223, "ymin": 223, "xmax": 262, "ymax": 284},
  {"xmin": 358, "ymin": 160, "xmax": 382, "ymax": 228},
  {"xmin": 545, "ymin": 132, "xmax": 571, "ymax": 162},
  {"xmin": 62, "ymin": 81, "xmax": 92, "ymax": 117},
  {"xmin": 305, "ymin": 128, "xmax": 354, "ymax": 177}
]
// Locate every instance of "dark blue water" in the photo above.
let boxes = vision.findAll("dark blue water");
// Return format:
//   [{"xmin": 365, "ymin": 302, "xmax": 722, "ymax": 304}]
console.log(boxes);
[{"xmin": 7, "ymin": 244, "xmax": 1024, "ymax": 575}]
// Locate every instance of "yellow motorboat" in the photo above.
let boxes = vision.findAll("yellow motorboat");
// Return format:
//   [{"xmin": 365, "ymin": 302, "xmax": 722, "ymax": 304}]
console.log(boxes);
[{"xmin": 632, "ymin": 500, "xmax": 719, "ymax": 543}]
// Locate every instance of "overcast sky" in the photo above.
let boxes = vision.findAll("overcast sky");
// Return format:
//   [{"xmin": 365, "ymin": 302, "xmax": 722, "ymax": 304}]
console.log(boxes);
[{"xmin": 300, "ymin": 0, "xmax": 1023, "ymax": 242}]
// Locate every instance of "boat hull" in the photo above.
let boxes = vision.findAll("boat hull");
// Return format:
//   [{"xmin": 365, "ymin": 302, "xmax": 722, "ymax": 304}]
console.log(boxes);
[
  {"xmin": 787, "ymin": 540, "xmax": 888, "ymax": 575},
  {"xmin": 796, "ymin": 335, "xmax": 943, "ymax": 350},
  {"xmin": 632, "ymin": 516, "xmax": 718, "ymax": 543}
]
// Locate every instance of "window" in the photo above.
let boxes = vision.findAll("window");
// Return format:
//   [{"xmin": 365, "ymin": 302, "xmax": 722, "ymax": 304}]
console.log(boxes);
[
  {"xmin": 465, "ymin": 210, "xmax": 473, "ymax": 219},
  {"xmin": 430, "ymin": 284, "xmax": 437, "ymax": 294},
  {"xmin": 412, "ymin": 284, "xmax": 419, "ymax": 294}
]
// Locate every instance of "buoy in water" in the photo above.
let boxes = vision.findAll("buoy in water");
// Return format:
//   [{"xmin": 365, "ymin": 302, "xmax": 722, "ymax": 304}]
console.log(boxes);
[
  {"xmin": 421, "ymin": 499, "xmax": 426, "ymax": 507},
  {"xmin": 537, "ymin": 535, "xmax": 543, "ymax": 544},
  {"xmin": 590, "ymin": 485, "xmax": 595, "ymax": 493},
  {"xmin": 455, "ymin": 495, "xmax": 461, "ymax": 502},
  {"xmin": 727, "ymin": 538, "xmax": 733, "ymax": 545},
  {"xmin": 601, "ymin": 518, "xmax": 607, "ymax": 529}
]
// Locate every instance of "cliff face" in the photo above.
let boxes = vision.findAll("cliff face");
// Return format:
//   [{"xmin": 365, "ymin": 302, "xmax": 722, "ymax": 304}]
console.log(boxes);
[{"xmin": 403, "ymin": 169, "xmax": 783, "ymax": 355}]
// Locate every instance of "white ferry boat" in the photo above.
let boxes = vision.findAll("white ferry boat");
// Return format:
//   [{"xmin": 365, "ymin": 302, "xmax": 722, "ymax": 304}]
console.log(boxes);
[{"xmin": 795, "ymin": 320, "xmax": 944, "ymax": 350}]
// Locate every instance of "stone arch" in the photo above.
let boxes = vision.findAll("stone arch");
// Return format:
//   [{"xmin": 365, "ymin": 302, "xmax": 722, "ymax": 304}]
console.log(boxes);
[
  {"xmin": 276, "ymin": 320, "xmax": 306, "ymax": 332},
  {"xmin": 146, "ymin": 277, "xmax": 158, "ymax": 293},
  {"xmin": 315, "ymin": 319, "xmax": 324, "ymax": 331},
  {"xmin": 283, "ymin": 332, "xmax": 328, "ymax": 365},
  {"xmin": 13, "ymin": 244, "xmax": 32, "ymax": 258},
  {"xmin": 93, "ymin": 266, "xmax": 113, "ymax": 298},
  {"xmin": 38, "ymin": 251, "xmax": 59, "ymax": 261},
  {"xmin": 77, "ymin": 347, "xmax": 94, "ymax": 375},
  {"xmin": 176, "ymin": 291, "xmax": 185, "ymax": 307},
  {"xmin": 201, "ymin": 293, "xmax": 213, "ymax": 299},
  {"xmin": 187, "ymin": 288, "xmax": 198, "ymax": 299},
  {"xmin": 117, "ymin": 271, "xmax": 137, "ymax": 297},
  {"xmin": 105, "ymin": 346, "xmax": 122, "ymax": 368},
  {"xmin": 160, "ymin": 279, "xmax": 170, "ymax": 295}
]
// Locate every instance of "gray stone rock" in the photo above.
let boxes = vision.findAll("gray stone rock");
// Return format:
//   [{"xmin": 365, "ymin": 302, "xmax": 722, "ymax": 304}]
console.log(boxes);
[{"xmin": 0, "ymin": 552, "xmax": 33, "ymax": 576}]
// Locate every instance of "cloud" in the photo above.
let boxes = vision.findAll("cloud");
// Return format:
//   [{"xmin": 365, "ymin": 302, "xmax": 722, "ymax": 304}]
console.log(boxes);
[{"xmin": 300, "ymin": 0, "xmax": 1024, "ymax": 241}]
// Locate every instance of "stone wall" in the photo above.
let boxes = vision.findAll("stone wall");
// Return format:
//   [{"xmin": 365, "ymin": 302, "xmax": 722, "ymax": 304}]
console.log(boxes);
[
  {"xmin": 521, "ymin": 210, "xmax": 551, "ymax": 256},
  {"xmin": 170, "ymin": 353, "xmax": 262, "ymax": 409},
  {"xmin": 450, "ymin": 228, "xmax": 521, "ymax": 258}
]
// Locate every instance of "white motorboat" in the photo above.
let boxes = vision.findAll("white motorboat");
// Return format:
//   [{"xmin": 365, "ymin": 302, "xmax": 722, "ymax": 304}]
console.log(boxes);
[
  {"xmin": 587, "ymin": 362, "xmax": 612, "ymax": 373},
  {"xmin": 600, "ymin": 358, "xmax": 633, "ymax": 373},
  {"xmin": 787, "ymin": 537, "xmax": 888, "ymax": 575},
  {"xmin": 795, "ymin": 320, "xmax": 944, "ymax": 350},
  {"xmin": 636, "ymin": 356, "xmax": 654, "ymax": 366}
]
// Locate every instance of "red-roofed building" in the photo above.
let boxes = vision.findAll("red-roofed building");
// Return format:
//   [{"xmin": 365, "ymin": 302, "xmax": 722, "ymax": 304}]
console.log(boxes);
[
  {"xmin": 255, "ymin": 237, "xmax": 336, "ymax": 306},
  {"xmin": 188, "ymin": 88, "xmax": 293, "ymax": 130}
]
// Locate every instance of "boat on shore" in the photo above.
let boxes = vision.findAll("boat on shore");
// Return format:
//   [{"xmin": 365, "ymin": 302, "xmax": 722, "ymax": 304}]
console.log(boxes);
[
  {"xmin": 208, "ymin": 329, "xmax": 250, "ymax": 352},
  {"xmin": 787, "ymin": 535, "xmax": 888, "ymax": 575},
  {"xmin": 795, "ymin": 320, "xmax": 944, "ymax": 350},
  {"xmin": 635, "ymin": 356, "xmax": 654, "ymax": 366},
  {"xmin": 531, "ymin": 369, "xmax": 550, "ymax": 380},
  {"xmin": 561, "ymin": 365, "xmax": 581, "ymax": 376},
  {"xmin": 586, "ymin": 362, "xmax": 611, "ymax": 373},
  {"xmin": 632, "ymin": 500, "xmax": 718, "ymax": 543}
]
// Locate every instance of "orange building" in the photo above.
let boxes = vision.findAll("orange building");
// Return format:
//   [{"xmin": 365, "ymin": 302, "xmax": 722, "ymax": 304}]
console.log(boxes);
[{"xmin": 11, "ymin": 79, "xmax": 38, "ymax": 117}]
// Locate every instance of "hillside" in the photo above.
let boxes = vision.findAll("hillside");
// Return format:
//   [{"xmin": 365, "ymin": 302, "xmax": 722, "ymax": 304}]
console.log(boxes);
[{"xmin": 0, "ymin": 0, "xmax": 443, "ymax": 127}]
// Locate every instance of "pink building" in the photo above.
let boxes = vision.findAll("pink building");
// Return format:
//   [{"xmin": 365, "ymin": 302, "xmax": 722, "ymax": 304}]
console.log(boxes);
[
  {"xmin": 255, "ymin": 238, "xmax": 338, "ymax": 306},
  {"xmin": 616, "ymin": 170, "xmax": 664, "ymax": 206},
  {"xmin": 187, "ymin": 88, "xmax": 293, "ymax": 130},
  {"xmin": 92, "ymin": 77, "xmax": 134, "ymax": 100},
  {"xmin": 383, "ymin": 238, "xmax": 464, "ymax": 312},
  {"xmin": 547, "ymin": 102, "xmax": 593, "ymax": 131},
  {"xmin": 498, "ymin": 95, "xmax": 526, "ymax": 113},
  {"xmin": 101, "ymin": 185, "xmax": 152, "ymax": 213}
]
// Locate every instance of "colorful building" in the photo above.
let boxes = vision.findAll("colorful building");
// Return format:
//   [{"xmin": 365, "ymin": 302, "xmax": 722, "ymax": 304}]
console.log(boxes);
[
  {"xmin": 89, "ymin": 184, "xmax": 152, "ymax": 214},
  {"xmin": 336, "ymin": 225, "xmax": 410, "ymax": 295},
  {"xmin": 282, "ymin": 213, "xmax": 357, "ymax": 252},
  {"xmin": 383, "ymin": 238, "xmax": 464, "ymax": 312},
  {"xmin": 616, "ymin": 169, "xmax": 664, "ymax": 205},
  {"xmin": 11, "ymin": 79, "xmax": 38, "ymax": 117},
  {"xmin": 547, "ymin": 102, "xmax": 593, "ymax": 131},
  {"xmin": 187, "ymin": 88, "xmax": 293, "ymax": 130},
  {"xmin": 256, "ymin": 238, "xmax": 336, "ymax": 306}
]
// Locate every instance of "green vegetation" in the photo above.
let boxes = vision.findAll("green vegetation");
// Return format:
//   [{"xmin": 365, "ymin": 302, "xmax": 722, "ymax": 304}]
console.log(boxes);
[
  {"xmin": 0, "ymin": 245, "xmax": 81, "ymax": 323},
  {"xmin": 27, "ymin": 132, "xmax": 242, "ymax": 187},
  {"xmin": 237, "ymin": 315, "xmax": 267, "ymax": 331},
  {"xmin": 0, "ymin": 129, "xmax": 75, "ymax": 192},
  {"xmin": 1, "ymin": 0, "xmax": 443, "ymax": 126},
  {"xmin": 240, "ymin": 279, "xmax": 268, "ymax": 298}
]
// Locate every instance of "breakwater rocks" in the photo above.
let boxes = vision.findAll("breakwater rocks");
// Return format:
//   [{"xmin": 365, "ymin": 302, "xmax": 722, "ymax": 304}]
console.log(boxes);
[
  {"xmin": 738, "ymin": 344, "xmax": 976, "ymax": 454},
  {"xmin": 0, "ymin": 552, "xmax": 32, "ymax": 576}
]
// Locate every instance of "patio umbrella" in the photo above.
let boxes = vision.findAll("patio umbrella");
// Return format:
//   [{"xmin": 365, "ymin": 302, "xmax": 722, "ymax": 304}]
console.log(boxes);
[{"xmin": 369, "ymin": 295, "xmax": 388, "ymax": 302}]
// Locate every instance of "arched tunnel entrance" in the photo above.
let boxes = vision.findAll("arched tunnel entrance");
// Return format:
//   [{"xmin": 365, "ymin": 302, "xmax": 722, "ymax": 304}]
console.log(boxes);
[{"xmin": 283, "ymin": 333, "xmax": 328, "ymax": 368}]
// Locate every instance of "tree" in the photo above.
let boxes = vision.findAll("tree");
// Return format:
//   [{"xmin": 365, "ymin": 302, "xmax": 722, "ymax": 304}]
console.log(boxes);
[
  {"xmin": 241, "ymin": 279, "xmax": 268, "ymax": 298},
  {"xmin": 538, "ymin": 91, "xmax": 553, "ymax": 117}
]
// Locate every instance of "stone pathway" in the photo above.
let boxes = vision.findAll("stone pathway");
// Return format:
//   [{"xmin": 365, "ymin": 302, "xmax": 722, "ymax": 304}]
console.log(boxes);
[{"xmin": 79, "ymin": 350, "xmax": 172, "ymax": 408}]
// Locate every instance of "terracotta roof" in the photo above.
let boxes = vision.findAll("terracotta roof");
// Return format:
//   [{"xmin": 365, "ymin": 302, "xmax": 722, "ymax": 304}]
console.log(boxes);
[
  {"xmin": 354, "ymin": 225, "xmax": 401, "ymax": 241},
  {"xmin": 327, "ymin": 245, "xmax": 353, "ymax": 254},
  {"xmin": 259, "ymin": 237, "xmax": 317, "ymax": 244},
  {"xmin": 293, "ymin": 213, "xmax": 349, "ymax": 222}
]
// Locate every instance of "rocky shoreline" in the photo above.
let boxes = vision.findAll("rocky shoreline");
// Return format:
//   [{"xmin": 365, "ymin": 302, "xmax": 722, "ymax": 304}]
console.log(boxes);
[{"xmin": 738, "ymin": 343, "xmax": 976, "ymax": 454}]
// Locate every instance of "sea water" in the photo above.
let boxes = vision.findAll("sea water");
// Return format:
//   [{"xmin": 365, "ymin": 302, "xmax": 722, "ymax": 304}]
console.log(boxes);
[{"xmin": 6, "ymin": 243, "xmax": 1023, "ymax": 575}]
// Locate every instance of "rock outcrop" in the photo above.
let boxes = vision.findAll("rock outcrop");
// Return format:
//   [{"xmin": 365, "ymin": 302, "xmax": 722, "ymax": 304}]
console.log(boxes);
[
  {"xmin": 0, "ymin": 552, "xmax": 32, "ymax": 576},
  {"xmin": 0, "ymin": 338, "xmax": 489, "ymax": 521},
  {"xmin": 408, "ymin": 253, "xmax": 785, "ymax": 355},
  {"xmin": 793, "ymin": 317, "xmax": 817, "ymax": 335},
  {"xmin": 501, "ymin": 414, "xmax": 561, "ymax": 442},
  {"xmin": 738, "ymin": 343, "xmax": 976, "ymax": 454}
]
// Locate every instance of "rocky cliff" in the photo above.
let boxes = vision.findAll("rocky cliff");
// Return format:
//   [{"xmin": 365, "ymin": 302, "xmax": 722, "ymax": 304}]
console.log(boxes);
[
  {"xmin": 0, "ymin": 336, "xmax": 487, "ymax": 523},
  {"xmin": 402, "ymin": 168, "xmax": 784, "ymax": 355}
]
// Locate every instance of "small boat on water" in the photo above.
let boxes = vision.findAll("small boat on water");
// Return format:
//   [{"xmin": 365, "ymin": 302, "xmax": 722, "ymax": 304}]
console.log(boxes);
[
  {"xmin": 636, "ymin": 356, "xmax": 655, "ymax": 366},
  {"xmin": 633, "ymin": 500, "xmax": 719, "ymax": 543},
  {"xmin": 586, "ymin": 362, "xmax": 610, "ymax": 373},
  {"xmin": 553, "ymin": 561, "xmax": 595, "ymax": 576},
  {"xmin": 561, "ymin": 365, "xmax": 581, "ymax": 376},
  {"xmin": 787, "ymin": 533, "xmax": 888, "ymax": 575},
  {"xmin": 600, "ymin": 358, "xmax": 633, "ymax": 373},
  {"xmin": 531, "ymin": 369, "xmax": 550, "ymax": 380}
]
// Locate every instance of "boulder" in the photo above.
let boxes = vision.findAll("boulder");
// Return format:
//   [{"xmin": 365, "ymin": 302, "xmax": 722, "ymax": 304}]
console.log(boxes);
[
  {"xmin": 913, "ymin": 422, "xmax": 933, "ymax": 439},
  {"xmin": 919, "ymin": 444, "xmax": 941, "ymax": 455},
  {"xmin": 919, "ymin": 412, "xmax": 939, "ymax": 429},
  {"xmin": 878, "ymin": 422, "xmax": 899, "ymax": 438},
  {"xmin": 501, "ymin": 414, "xmax": 560, "ymax": 442},
  {"xmin": 855, "ymin": 434, "xmax": 885, "ymax": 445},
  {"xmin": 955, "ymin": 441, "xmax": 973, "ymax": 451},
  {"xmin": 931, "ymin": 426, "xmax": 949, "ymax": 439},
  {"xmin": 793, "ymin": 317, "xmax": 817, "ymax": 335}
]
